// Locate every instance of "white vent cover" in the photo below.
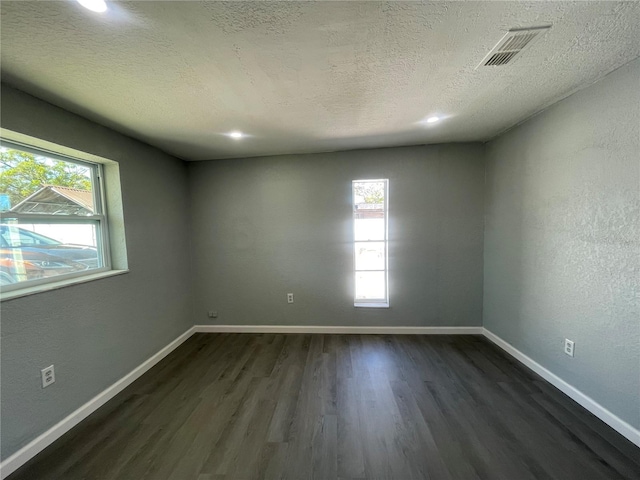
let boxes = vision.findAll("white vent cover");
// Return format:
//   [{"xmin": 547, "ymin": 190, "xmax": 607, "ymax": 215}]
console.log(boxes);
[{"xmin": 477, "ymin": 26, "xmax": 551, "ymax": 68}]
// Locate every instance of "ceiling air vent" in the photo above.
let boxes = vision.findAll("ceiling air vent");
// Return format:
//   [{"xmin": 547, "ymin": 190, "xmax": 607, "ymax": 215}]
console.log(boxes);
[{"xmin": 477, "ymin": 26, "xmax": 551, "ymax": 68}]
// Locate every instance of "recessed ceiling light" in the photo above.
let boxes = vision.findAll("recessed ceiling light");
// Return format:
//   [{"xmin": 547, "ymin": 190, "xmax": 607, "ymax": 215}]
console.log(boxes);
[
  {"xmin": 227, "ymin": 131, "xmax": 244, "ymax": 139},
  {"xmin": 77, "ymin": 0, "xmax": 107, "ymax": 13},
  {"xmin": 426, "ymin": 116, "xmax": 440, "ymax": 124}
]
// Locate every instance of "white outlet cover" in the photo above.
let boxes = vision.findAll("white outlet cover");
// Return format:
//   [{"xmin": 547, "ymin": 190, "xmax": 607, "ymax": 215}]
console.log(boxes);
[
  {"xmin": 564, "ymin": 339, "xmax": 575, "ymax": 357},
  {"xmin": 41, "ymin": 365, "xmax": 55, "ymax": 388}
]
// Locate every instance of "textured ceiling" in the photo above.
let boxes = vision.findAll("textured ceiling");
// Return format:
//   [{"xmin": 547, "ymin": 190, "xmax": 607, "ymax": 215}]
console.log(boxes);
[{"xmin": 1, "ymin": 1, "xmax": 639, "ymax": 161}]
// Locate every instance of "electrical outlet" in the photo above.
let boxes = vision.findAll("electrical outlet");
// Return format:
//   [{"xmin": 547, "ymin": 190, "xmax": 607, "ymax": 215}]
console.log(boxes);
[
  {"xmin": 564, "ymin": 339, "xmax": 575, "ymax": 357},
  {"xmin": 208, "ymin": 311, "xmax": 218, "ymax": 318},
  {"xmin": 41, "ymin": 365, "xmax": 55, "ymax": 388},
  {"xmin": 287, "ymin": 293, "xmax": 294, "ymax": 304}
]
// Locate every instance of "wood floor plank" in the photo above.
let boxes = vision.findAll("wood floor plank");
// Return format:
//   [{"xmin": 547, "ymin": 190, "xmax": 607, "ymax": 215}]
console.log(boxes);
[
  {"xmin": 8, "ymin": 334, "xmax": 640, "ymax": 480},
  {"xmin": 336, "ymin": 375, "xmax": 366, "ymax": 479}
]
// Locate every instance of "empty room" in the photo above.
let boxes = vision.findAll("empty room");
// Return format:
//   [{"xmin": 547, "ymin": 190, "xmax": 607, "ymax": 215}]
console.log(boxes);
[{"xmin": 0, "ymin": 1, "xmax": 638, "ymax": 479}]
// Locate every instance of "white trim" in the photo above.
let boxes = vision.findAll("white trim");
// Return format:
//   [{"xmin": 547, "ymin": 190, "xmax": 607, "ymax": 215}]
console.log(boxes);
[
  {"xmin": 483, "ymin": 328, "xmax": 640, "ymax": 447},
  {"xmin": 354, "ymin": 303, "xmax": 390, "ymax": 308},
  {"xmin": 353, "ymin": 178, "xmax": 389, "ymax": 306},
  {"xmin": 194, "ymin": 325, "xmax": 483, "ymax": 335},
  {"xmin": 0, "ymin": 323, "xmax": 477, "ymax": 477},
  {"xmin": 7, "ymin": 325, "xmax": 635, "ymax": 479},
  {"xmin": 0, "ymin": 326, "xmax": 196, "ymax": 479},
  {"xmin": 1, "ymin": 269, "xmax": 129, "ymax": 302}
]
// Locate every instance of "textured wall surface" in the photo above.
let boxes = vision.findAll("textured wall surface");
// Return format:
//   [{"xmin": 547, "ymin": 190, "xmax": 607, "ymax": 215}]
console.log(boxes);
[
  {"xmin": 2, "ymin": 2, "xmax": 640, "ymax": 159},
  {"xmin": 484, "ymin": 59, "xmax": 640, "ymax": 429},
  {"xmin": 189, "ymin": 144, "xmax": 485, "ymax": 327},
  {"xmin": 0, "ymin": 85, "xmax": 193, "ymax": 460}
]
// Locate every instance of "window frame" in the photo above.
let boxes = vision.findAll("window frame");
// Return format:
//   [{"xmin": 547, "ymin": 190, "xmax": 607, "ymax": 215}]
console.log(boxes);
[
  {"xmin": 0, "ymin": 140, "xmax": 113, "ymax": 295},
  {"xmin": 352, "ymin": 178, "xmax": 389, "ymax": 308}
]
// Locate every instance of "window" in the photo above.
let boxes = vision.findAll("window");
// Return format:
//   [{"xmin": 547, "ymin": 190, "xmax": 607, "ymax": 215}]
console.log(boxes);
[
  {"xmin": 0, "ymin": 141, "xmax": 111, "ymax": 292},
  {"xmin": 353, "ymin": 179, "xmax": 388, "ymax": 307}
]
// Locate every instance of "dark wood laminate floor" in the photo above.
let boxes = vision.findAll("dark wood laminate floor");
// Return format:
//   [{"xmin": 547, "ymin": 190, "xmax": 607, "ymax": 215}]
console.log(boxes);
[{"xmin": 9, "ymin": 333, "xmax": 640, "ymax": 480}]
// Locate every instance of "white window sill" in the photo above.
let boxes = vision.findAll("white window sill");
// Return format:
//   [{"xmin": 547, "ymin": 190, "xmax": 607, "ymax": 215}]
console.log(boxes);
[
  {"xmin": 354, "ymin": 302, "xmax": 390, "ymax": 308},
  {"xmin": 0, "ymin": 269, "xmax": 129, "ymax": 301}
]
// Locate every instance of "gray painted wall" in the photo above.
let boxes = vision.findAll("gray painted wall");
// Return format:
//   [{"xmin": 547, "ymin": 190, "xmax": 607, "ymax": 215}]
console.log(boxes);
[
  {"xmin": 3, "ymin": 55, "xmax": 637, "ymax": 464},
  {"xmin": 483, "ymin": 59, "xmax": 640, "ymax": 429},
  {"xmin": 188, "ymin": 144, "xmax": 485, "ymax": 328},
  {"xmin": 0, "ymin": 85, "xmax": 193, "ymax": 460}
]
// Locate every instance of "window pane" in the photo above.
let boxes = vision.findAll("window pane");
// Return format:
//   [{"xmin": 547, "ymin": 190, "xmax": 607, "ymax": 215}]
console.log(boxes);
[
  {"xmin": 354, "ymin": 218, "xmax": 385, "ymax": 241},
  {"xmin": 353, "ymin": 182, "xmax": 385, "ymax": 231},
  {"xmin": 355, "ymin": 271, "xmax": 386, "ymax": 300},
  {"xmin": 353, "ymin": 179, "xmax": 388, "ymax": 305},
  {"xmin": 0, "ymin": 222, "xmax": 101, "ymax": 286},
  {"xmin": 0, "ymin": 147, "xmax": 94, "ymax": 215},
  {"xmin": 353, "ymin": 181, "xmax": 385, "ymax": 207},
  {"xmin": 355, "ymin": 242, "xmax": 385, "ymax": 270}
]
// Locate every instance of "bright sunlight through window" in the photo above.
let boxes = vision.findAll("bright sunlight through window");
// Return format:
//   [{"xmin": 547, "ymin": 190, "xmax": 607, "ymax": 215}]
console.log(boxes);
[
  {"xmin": 0, "ymin": 141, "xmax": 110, "ymax": 292},
  {"xmin": 353, "ymin": 179, "xmax": 388, "ymax": 307}
]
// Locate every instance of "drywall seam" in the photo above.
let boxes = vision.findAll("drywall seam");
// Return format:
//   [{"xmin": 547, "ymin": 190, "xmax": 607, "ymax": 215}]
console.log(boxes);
[
  {"xmin": 483, "ymin": 328, "xmax": 640, "ymax": 447},
  {"xmin": 194, "ymin": 325, "xmax": 484, "ymax": 334},
  {"xmin": 0, "ymin": 326, "xmax": 197, "ymax": 480}
]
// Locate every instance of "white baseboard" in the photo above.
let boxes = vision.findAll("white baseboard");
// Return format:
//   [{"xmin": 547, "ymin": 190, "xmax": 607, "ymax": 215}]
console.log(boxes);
[
  {"xmin": 0, "ymin": 323, "xmax": 478, "ymax": 477},
  {"xmin": 0, "ymin": 326, "xmax": 197, "ymax": 480},
  {"xmin": 194, "ymin": 324, "xmax": 484, "ymax": 335},
  {"xmin": 7, "ymin": 325, "xmax": 635, "ymax": 479},
  {"xmin": 482, "ymin": 328, "xmax": 640, "ymax": 447}
]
